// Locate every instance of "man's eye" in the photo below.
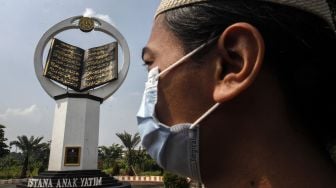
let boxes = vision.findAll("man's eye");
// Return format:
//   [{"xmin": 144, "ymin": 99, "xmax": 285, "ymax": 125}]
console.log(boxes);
[
  {"xmin": 143, "ymin": 60, "xmax": 153, "ymax": 67},
  {"xmin": 141, "ymin": 61, "xmax": 152, "ymax": 71}
]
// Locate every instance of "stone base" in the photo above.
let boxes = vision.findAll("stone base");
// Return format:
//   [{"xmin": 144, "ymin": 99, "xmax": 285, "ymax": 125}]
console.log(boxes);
[{"xmin": 16, "ymin": 170, "xmax": 131, "ymax": 188}]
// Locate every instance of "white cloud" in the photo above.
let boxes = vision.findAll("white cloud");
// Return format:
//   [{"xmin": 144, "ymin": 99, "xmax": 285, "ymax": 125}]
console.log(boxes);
[
  {"xmin": 0, "ymin": 105, "xmax": 52, "ymax": 143},
  {"xmin": 83, "ymin": 8, "xmax": 95, "ymax": 17},
  {"xmin": 83, "ymin": 8, "xmax": 113, "ymax": 25},
  {"xmin": 0, "ymin": 104, "xmax": 42, "ymax": 123}
]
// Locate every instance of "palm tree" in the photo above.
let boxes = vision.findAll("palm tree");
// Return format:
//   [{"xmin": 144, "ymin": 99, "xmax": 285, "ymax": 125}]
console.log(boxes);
[
  {"xmin": 34, "ymin": 141, "xmax": 50, "ymax": 173},
  {"xmin": 10, "ymin": 135, "xmax": 44, "ymax": 178},
  {"xmin": 116, "ymin": 131, "xmax": 140, "ymax": 175}
]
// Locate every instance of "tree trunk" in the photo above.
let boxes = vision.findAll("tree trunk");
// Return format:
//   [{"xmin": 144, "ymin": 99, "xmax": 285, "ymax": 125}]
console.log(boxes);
[
  {"xmin": 20, "ymin": 154, "xmax": 28, "ymax": 178},
  {"xmin": 127, "ymin": 150, "xmax": 134, "ymax": 176}
]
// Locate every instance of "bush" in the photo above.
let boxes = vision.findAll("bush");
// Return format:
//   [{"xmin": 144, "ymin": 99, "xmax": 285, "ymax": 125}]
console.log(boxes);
[
  {"xmin": 103, "ymin": 168, "xmax": 113, "ymax": 175},
  {"xmin": 163, "ymin": 172, "xmax": 189, "ymax": 188},
  {"xmin": 119, "ymin": 168, "xmax": 128, "ymax": 176},
  {"xmin": 111, "ymin": 163, "xmax": 121, "ymax": 176},
  {"xmin": 139, "ymin": 170, "xmax": 162, "ymax": 176},
  {"xmin": 0, "ymin": 156, "xmax": 21, "ymax": 179},
  {"xmin": 0, "ymin": 166, "xmax": 21, "ymax": 179}
]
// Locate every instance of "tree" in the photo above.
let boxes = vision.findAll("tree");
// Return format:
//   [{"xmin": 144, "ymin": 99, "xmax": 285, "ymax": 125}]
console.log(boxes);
[
  {"xmin": 10, "ymin": 135, "xmax": 44, "ymax": 178},
  {"xmin": 134, "ymin": 147, "xmax": 162, "ymax": 173},
  {"xmin": 98, "ymin": 144, "xmax": 124, "ymax": 168},
  {"xmin": 0, "ymin": 124, "xmax": 10, "ymax": 158},
  {"xmin": 33, "ymin": 140, "xmax": 50, "ymax": 173},
  {"xmin": 116, "ymin": 131, "xmax": 140, "ymax": 175}
]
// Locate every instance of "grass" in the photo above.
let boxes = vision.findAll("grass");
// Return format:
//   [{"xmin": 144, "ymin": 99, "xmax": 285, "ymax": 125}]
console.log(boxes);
[{"xmin": 0, "ymin": 167, "xmax": 20, "ymax": 179}]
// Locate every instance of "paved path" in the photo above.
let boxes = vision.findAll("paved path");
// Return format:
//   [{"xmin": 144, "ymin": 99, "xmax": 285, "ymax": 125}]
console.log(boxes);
[{"xmin": 0, "ymin": 185, "xmax": 15, "ymax": 188}]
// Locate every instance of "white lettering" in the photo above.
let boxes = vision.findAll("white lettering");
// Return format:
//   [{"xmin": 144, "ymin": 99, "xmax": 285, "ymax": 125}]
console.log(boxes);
[
  {"xmin": 84, "ymin": 178, "xmax": 89, "ymax": 187},
  {"xmin": 27, "ymin": 179, "xmax": 34, "ymax": 187},
  {"xmin": 43, "ymin": 179, "xmax": 48, "ymax": 187},
  {"xmin": 72, "ymin": 178, "xmax": 78, "ymax": 187},
  {"xmin": 26, "ymin": 177, "xmax": 103, "ymax": 187},
  {"xmin": 95, "ymin": 177, "xmax": 102, "ymax": 186},
  {"xmin": 33, "ymin": 179, "xmax": 38, "ymax": 187},
  {"xmin": 88, "ymin": 178, "xmax": 94, "ymax": 186},
  {"xmin": 67, "ymin": 179, "xmax": 73, "ymax": 187},
  {"xmin": 77, "ymin": 177, "xmax": 104, "ymax": 187},
  {"xmin": 47, "ymin": 179, "xmax": 53, "ymax": 187},
  {"xmin": 27, "ymin": 179, "xmax": 54, "ymax": 188},
  {"xmin": 37, "ymin": 179, "xmax": 43, "ymax": 187},
  {"xmin": 62, "ymin": 178, "xmax": 73, "ymax": 187},
  {"xmin": 56, "ymin": 179, "xmax": 62, "ymax": 188},
  {"xmin": 80, "ymin": 178, "xmax": 85, "ymax": 186},
  {"xmin": 62, "ymin": 179, "xmax": 67, "ymax": 187}
]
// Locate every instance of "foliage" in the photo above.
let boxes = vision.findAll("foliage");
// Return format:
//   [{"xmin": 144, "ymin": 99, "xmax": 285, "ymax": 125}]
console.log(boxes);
[
  {"xmin": 139, "ymin": 170, "xmax": 162, "ymax": 176},
  {"xmin": 0, "ymin": 153, "xmax": 22, "ymax": 179},
  {"xmin": 0, "ymin": 124, "xmax": 10, "ymax": 158},
  {"xmin": 0, "ymin": 166, "xmax": 21, "ymax": 179},
  {"xmin": 103, "ymin": 168, "xmax": 113, "ymax": 175},
  {"xmin": 116, "ymin": 131, "xmax": 141, "ymax": 175},
  {"xmin": 118, "ymin": 168, "xmax": 128, "ymax": 176},
  {"xmin": 133, "ymin": 147, "xmax": 162, "ymax": 174},
  {"xmin": 98, "ymin": 144, "xmax": 124, "ymax": 176},
  {"xmin": 163, "ymin": 172, "xmax": 189, "ymax": 188},
  {"xmin": 34, "ymin": 141, "xmax": 50, "ymax": 173},
  {"xmin": 98, "ymin": 144, "xmax": 124, "ymax": 169},
  {"xmin": 111, "ymin": 162, "xmax": 122, "ymax": 176},
  {"xmin": 2, "ymin": 131, "xmax": 162, "ymax": 178},
  {"xmin": 9, "ymin": 135, "xmax": 46, "ymax": 178}
]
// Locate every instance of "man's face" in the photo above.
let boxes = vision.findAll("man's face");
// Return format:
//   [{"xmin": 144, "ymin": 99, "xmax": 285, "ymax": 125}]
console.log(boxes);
[{"xmin": 141, "ymin": 16, "xmax": 217, "ymax": 126}]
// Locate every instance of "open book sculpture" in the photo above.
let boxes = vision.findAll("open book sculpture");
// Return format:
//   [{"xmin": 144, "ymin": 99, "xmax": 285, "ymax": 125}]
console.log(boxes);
[{"xmin": 43, "ymin": 38, "xmax": 118, "ymax": 91}]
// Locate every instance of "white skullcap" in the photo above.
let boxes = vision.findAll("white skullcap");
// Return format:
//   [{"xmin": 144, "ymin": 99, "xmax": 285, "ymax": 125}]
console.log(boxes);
[{"xmin": 155, "ymin": 0, "xmax": 335, "ymax": 29}]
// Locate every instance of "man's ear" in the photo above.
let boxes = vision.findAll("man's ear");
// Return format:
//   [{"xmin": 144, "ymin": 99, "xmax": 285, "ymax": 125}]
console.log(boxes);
[{"xmin": 213, "ymin": 22, "xmax": 265, "ymax": 102}]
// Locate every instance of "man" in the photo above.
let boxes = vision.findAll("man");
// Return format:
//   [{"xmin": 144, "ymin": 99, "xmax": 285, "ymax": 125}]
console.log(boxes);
[{"xmin": 137, "ymin": 0, "xmax": 336, "ymax": 187}]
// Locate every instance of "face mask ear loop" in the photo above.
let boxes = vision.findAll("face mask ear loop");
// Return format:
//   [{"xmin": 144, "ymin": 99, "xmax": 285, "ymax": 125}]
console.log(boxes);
[
  {"xmin": 157, "ymin": 43, "xmax": 206, "ymax": 78},
  {"xmin": 156, "ymin": 37, "xmax": 219, "ymax": 80},
  {"xmin": 190, "ymin": 103, "xmax": 220, "ymax": 129}
]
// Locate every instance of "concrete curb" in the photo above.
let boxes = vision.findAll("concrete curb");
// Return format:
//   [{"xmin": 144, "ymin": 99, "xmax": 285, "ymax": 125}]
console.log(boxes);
[{"xmin": 114, "ymin": 176, "xmax": 163, "ymax": 182}]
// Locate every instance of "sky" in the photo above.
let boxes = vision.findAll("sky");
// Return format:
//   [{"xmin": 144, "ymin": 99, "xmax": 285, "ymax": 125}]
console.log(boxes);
[{"xmin": 0, "ymin": 0, "xmax": 160, "ymax": 148}]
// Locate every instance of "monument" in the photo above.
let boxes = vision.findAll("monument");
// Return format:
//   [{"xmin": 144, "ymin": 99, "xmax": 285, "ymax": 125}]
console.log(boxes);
[{"xmin": 18, "ymin": 16, "xmax": 131, "ymax": 188}]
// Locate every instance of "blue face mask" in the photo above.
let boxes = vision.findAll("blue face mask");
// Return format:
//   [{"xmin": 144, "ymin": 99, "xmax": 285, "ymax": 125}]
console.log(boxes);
[{"xmin": 136, "ymin": 41, "xmax": 220, "ymax": 182}]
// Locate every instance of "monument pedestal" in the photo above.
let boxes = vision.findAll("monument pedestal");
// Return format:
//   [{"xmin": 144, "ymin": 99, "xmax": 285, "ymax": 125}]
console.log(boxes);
[
  {"xmin": 48, "ymin": 97, "xmax": 100, "ymax": 171},
  {"xmin": 17, "ymin": 96, "xmax": 130, "ymax": 188}
]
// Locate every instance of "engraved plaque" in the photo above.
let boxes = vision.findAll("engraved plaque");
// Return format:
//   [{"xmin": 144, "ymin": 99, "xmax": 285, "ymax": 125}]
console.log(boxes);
[{"xmin": 64, "ymin": 147, "xmax": 81, "ymax": 166}]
